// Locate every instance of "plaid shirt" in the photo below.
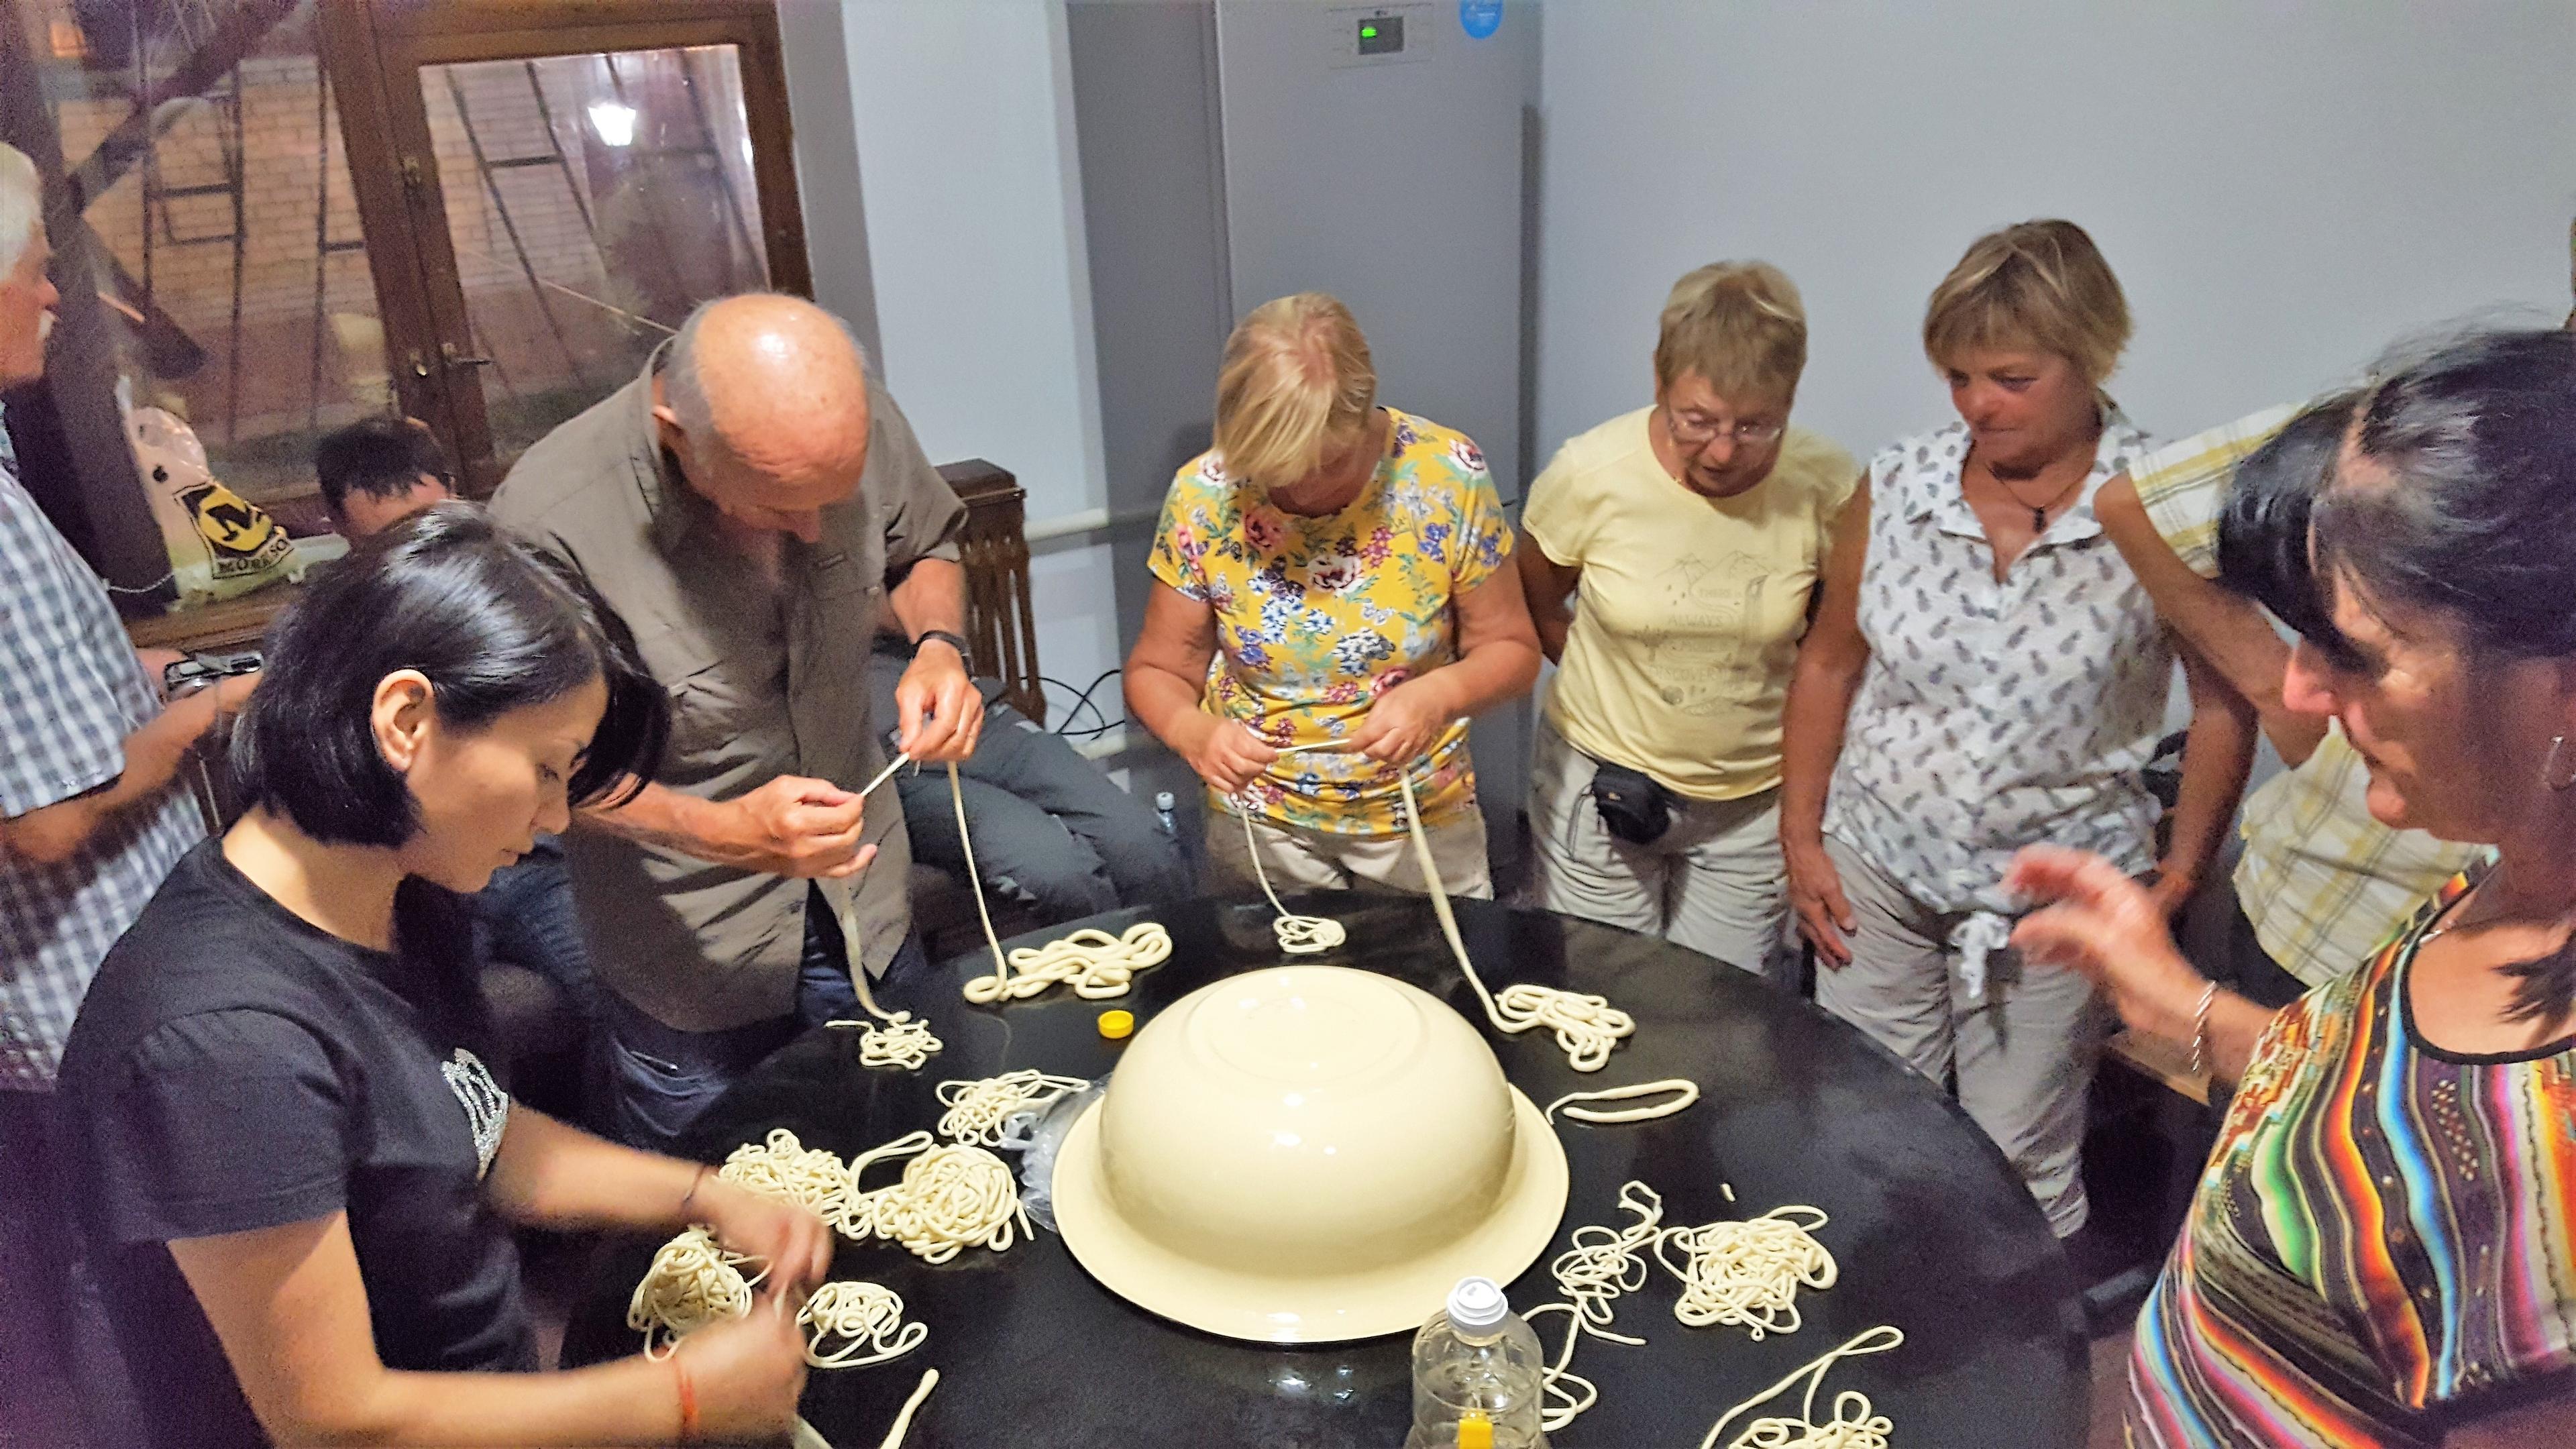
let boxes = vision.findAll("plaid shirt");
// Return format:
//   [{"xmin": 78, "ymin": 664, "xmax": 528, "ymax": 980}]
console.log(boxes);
[
  {"xmin": 2129, "ymin": 412, "xmax": 2482, "ymax": 987},
  {"xmin": 0, "ymin": 464, "xmax": 204, "ymax": 1089}
]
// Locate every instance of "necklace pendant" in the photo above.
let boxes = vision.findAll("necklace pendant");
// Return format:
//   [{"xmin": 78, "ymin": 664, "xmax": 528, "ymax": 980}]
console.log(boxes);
[{"xmin": 2031, "ymin": 506, "xmax": 2047, "ymax": 531}]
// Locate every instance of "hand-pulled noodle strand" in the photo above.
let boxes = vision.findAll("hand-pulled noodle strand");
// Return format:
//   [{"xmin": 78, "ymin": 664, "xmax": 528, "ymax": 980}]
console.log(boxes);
[
  {"xmin": 857, "ymin": 752, "xmax": 912, "ymax": 799},
  {"xmin": 870, "ymin": 1145, "xmax": 1030, "ymax": 1263},
  {"xmin": 835, "ymin": 1130, "xmax": 935, "ymax": 1238},
  {"xmin": 720, "ymin": 1128, "xmax": 853, "ymax": 1220},
  {"xmin": 814, "ymin": 757, "xmax": 945, "ymax": 1070},
  {"xmin": 1656, "ymin": 1203, "xmax": 1837, "ymax": 1340},
  {"xmin": 1397, "ymin": 769, "xmax": 1633, "ymax": 1072},
  {"xmin": 824, "ymin": 1010, "xmax": 943, "ymax": 1071},
  {"xmin": 1524, "ymin": 1180, "xmax": 1664, "ymax": 1432},
  {"xmin": 1552, "ymin": 1181, "xmax": 1666, "ymax": 1330},
  {"xmin": 822, "ymin": 943, "xmax": 941, "ymax": 1070},
  {"xmin": 799, "ymin": 1279, "xmax": 928, "ymax": 1369},
  {"xmin": 875, "ymin": 1368, "xmax": 941, "ymax": 1449},
  {"xmin": 947, "ymin": 758, "xmax": 1017, "ymax": 987},
  {"xmin": 628, "ymin": 1227, "xmax": 766, "ymax": 1358},
  {"xmin": 934, "ymin": 1069, "xmax": 1091, "ymax": 1145},
  {"xmin": 1238, "ymin": 800, "xmax": 1345, "ymax": 955},
  {"xmin": 1698, "ymin": 1326, "xmax": 1904, "ymax": 1449},
  {"xmin": 842, "ymin": 1130, "xmax": 1032, "ymax": 1263},
  {"xmin": 1523, "ymin": 1301, "xmax": 1620, "ymax": 1432},
  {"xmin": 963, "ymin": 922, "xmax": 1173, "ymax": 1004},
  {"xmin": 1491, "ymin": 981, "xmax": 1638, "ymax": 1071},
  {"xmin": 1544, "ymin": 1077, "xmax": 1699, "ymax": 1126},
  {"xmin": 948, "ymin": 755, "xmax": 1175, "ymax": 1002}
]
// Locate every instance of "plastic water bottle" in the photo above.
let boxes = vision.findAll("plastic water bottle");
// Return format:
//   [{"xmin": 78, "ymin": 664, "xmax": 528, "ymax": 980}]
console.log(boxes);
[
  {"xmin": 1401, "ymin": 1277, "xmax": 1549, "ymax": 1449},
  {"xmin": 1153, "ymin": 790, "xmax": 1178, "ymax": 838}
]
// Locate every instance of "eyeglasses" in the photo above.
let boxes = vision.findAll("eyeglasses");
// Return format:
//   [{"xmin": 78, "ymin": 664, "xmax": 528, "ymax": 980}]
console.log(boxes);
[{"xmin": 1665, "ymin": 408, "xmax": 1784, "ymax": 448}]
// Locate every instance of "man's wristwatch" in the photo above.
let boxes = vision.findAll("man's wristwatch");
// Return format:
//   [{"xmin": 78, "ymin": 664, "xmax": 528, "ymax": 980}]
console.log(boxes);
[{"xmin": 911, "ymin": 629, "xmax": 971, "ymax": 663}]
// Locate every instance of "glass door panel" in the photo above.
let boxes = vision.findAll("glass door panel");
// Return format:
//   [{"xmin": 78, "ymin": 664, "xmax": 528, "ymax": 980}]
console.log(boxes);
[
  {"xmin": 416, "ymin": 44, "xmax": 769, "ymax": 476},
  {"xmin": 34, "ymin": 0, "xmax": 392, "ymax": 520}
]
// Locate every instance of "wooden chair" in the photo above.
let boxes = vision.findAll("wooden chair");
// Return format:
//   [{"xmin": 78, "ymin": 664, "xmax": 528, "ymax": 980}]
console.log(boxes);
[
  {"xmin": 911, "ymin": 460, "xmax": 1050, "ymax": 961},
  {"xmin": 936, "ymin": 459, "xmax": 1046, "ymax": 726}
]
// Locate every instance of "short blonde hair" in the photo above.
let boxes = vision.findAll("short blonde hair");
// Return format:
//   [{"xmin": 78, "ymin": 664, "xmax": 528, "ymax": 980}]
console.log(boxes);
[
  {"xmin": 1214, "ymin": 293, "xmax": 1377, "ymax": 488},
  {"xmin": 1655, "ymin": 260, "xmax": 1807, "ymax": 402},
  {"xmin": 1923, "ymin": 219, "xmax": 2131, "ymax": 384}
]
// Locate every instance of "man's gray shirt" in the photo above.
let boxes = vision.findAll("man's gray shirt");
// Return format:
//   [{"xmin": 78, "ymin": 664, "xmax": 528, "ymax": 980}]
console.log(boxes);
[{"xmin": 491, "ymin": 352, "xmax": 964, "ymax": 1031}]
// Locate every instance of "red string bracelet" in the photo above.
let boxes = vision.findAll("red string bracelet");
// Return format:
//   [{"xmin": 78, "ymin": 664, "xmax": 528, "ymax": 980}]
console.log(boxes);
[{"xmin": 673, "ymin": 1356, "xmax": 700, "ymax": 1444}]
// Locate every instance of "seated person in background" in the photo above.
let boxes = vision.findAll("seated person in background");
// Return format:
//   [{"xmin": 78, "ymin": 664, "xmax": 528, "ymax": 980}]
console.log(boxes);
[
  {"xmin": 863, "ymin": 628, "xmax": 1189, "ymax": 924},
  {"xmin": 1516, "ymin": 260, "xmax": 1856, "ymax": 979},
  {"xmin": 1124, "ymin": 292, "xmax": 1542, "ymax": 898},
  {"xmin": 2096, "ymin": 401, "xmax": 2484, "ymax": 1007},
  {"xmin": 58, "ymin": 505, "xmax": 828, "ymax": 1449},
  {"xmin": 314, "ymin": 414, "xmax": 454, "ymax": 537},
  {"xmin": 315, "ymin": 417, "xmax": 605, "ymax": 1123}
]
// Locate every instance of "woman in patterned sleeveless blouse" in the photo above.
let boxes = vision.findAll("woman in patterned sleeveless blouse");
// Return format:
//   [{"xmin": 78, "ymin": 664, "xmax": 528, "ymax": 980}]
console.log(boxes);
[
  {"xmin": 1780, "ymin": 219, "xmax": 2254, "ymax": 1242},
  {"xmin": 2012, "ymin": 329, "xmax": 2576, "ymax": 1448}
]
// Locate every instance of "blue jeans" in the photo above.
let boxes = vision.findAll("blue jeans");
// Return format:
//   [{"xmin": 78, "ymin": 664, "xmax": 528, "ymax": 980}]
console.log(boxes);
[
  {"xmin": 476, "ymin": 837, "xmax": 597, "ymax": 1016},
  {"xmin": 602, "ymin": 888, "xmax": 930, "ymax": 1150}
]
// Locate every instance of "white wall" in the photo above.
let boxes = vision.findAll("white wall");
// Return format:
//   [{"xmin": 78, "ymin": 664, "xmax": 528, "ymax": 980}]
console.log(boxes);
[
  {"xmin": 790, "ymin": 0, "xmax": 2576, "ymax": 744},
  {"xmin": 826, "ymin": 0, "xmax": 1124, "ymax": 712},
  {"xmin": 1534, "ymin": 0, "xmax": 2576, "ymax": 468},
  {"xmin": 776, "ymin": 1, "xmax": 881, "ymax": 361}
]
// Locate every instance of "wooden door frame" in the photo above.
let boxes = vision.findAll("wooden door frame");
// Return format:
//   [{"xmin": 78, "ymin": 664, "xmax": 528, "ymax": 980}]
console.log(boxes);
[{"xmin": 321, "ymin": 0, "xmax": 810, "ymax": 496}]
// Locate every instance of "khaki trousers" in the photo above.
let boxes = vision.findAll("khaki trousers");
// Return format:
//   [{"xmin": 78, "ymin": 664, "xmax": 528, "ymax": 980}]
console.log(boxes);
[
  {"xmin": 1815, "ymin": 837, "xmax": 2105, "ymax": 1237},
  {"xmin": 1523, "ymin": 714, "xmax": 1792, "ymax": 979},
  {"xmin": 1204, "ymin": 801, "xmax": 1495, "ymax": 900}
]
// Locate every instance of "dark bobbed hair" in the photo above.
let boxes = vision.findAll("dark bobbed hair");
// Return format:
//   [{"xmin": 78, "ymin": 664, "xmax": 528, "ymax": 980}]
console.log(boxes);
[
  {"xmin": 232, "ymin": 501, "xmax": 668, "ymax": 849},
  {"xmin": 2310, "ymin": 325, "xmax": 2576, "ymax": 1022},
  {"xmin": 315, "ymin": 415, "xmax": 452, "ymax": 516},
  {"xmin": 2317, "ymin": 327, "xmax": 2576, "ymax": 661},
  {"xmin": 2215, "ymin": 394, "xmax": 2361, "ymax": 657}
]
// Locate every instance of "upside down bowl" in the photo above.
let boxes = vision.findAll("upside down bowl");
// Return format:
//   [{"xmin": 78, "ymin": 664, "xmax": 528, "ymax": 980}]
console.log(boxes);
[{"xmin": 1051, "ymin": 965, "xmax": 1568, "ymax": 1342}]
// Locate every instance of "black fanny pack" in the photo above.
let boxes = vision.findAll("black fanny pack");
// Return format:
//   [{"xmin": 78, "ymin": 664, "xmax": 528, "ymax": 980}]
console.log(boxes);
[{"xmin": 1587, "ymin": 757, "xmax": 1677, "ymax": 845}]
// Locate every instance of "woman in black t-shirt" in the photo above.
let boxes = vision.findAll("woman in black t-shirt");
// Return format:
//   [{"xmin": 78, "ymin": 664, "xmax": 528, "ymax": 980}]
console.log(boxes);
[{"xmin": 60, "ymin": 504, "xmax": 835, "ymax": 1448}]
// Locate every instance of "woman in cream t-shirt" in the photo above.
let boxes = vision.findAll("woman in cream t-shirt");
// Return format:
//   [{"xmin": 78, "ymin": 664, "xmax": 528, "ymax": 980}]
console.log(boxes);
[{"xmin": 1517, "ymin": 261, "xmax": 1854, "ymax": 975}]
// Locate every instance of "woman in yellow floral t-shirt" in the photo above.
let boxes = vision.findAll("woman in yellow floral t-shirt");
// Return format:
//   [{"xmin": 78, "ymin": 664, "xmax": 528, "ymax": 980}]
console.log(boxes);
[{"xmin": 1125, "ymin": 293, "xmax": 1541, "ymax": 898}]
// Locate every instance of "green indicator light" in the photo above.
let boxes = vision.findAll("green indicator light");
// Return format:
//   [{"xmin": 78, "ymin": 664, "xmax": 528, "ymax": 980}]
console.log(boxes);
[{"xmin": 1360, "ymin": 24, "xmax": 1377, "ymax": 37}]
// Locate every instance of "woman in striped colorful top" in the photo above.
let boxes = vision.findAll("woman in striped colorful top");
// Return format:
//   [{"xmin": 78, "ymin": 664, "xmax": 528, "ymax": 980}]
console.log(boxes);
[{"xmin": 2010, "ymin": 328, "xmax": 2576, "ymax": 1448}]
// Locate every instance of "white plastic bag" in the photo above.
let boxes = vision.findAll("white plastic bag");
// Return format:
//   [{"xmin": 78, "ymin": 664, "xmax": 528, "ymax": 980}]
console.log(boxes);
[
  {"xmin": 1002, "ymin": 1075, "xmax": 1106, "ymax": 1233},
  {"xmin": 129, "ymin": 407, "xmax": 297, "ymax": 606}
]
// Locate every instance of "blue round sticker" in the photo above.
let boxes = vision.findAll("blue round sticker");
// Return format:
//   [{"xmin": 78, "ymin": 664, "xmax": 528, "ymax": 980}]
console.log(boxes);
[{"xmin": 1459, "ymin": 0, "xmax": 1502, "ymax": 40}]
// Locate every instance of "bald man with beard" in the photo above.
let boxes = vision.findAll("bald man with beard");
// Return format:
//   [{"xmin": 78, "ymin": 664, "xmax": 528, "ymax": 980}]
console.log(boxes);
[{"xmin": 492, "ymin": 294, "xmax": 983, "ymax": 1146}]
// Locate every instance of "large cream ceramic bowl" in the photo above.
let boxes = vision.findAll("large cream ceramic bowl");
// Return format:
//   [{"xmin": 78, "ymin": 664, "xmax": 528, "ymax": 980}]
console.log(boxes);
[{"xmin": 1051, "ymin": 965, "xmax": 1569, "ymax": 1343}]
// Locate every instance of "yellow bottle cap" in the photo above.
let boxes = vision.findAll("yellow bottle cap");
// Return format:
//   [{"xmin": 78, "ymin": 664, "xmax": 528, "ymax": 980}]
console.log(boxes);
[
  {"xmin": 1457, "ymin": 1412, "xmax": 1494, "ymax": 1449},
  {"xmin": 1097, "ymin": 1009, "xmax": 1136, "ymax": 1040}
]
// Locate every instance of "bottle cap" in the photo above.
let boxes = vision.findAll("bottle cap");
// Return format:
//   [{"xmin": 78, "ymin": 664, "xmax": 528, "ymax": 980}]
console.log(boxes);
[
  {"xmin": 1445, "ymin": 1275, "xmax": 1506, "ymax": 1331},
  {"xmin": 1097, "ymin": 1009, "xmax": 1136, "ymax": 1040}
]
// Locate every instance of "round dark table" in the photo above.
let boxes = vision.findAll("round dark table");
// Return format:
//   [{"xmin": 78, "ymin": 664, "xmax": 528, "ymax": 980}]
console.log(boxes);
[{"xmin": 566, "ymin": 894, "xmax": 2090, "ymax": 1448}]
